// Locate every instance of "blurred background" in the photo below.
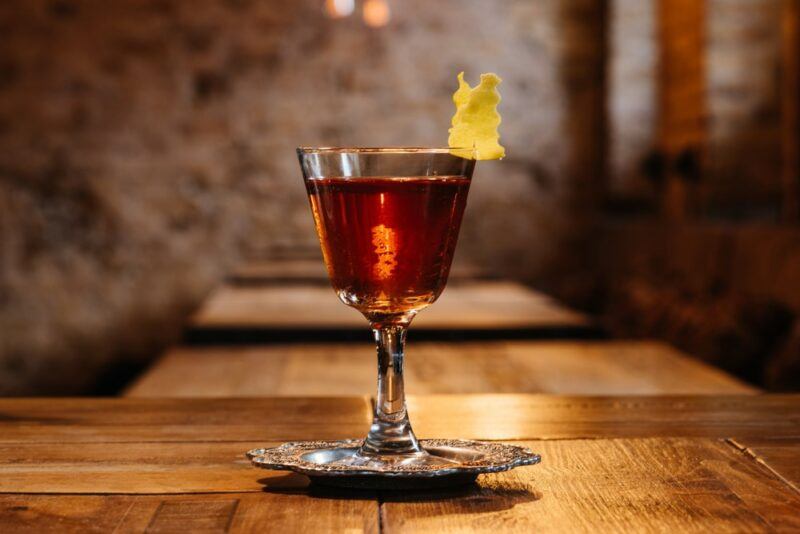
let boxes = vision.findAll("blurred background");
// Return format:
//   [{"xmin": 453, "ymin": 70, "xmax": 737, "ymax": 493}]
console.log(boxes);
[{"xmin": 1, "ymin": 0, "xmax": 798, "ymax": 396}]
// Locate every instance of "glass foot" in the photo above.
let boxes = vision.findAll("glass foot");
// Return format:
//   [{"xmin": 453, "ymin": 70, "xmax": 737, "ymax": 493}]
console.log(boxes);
[{"xmin": 360, "ymin": 416, "xmax": 423, "ymax": 457}]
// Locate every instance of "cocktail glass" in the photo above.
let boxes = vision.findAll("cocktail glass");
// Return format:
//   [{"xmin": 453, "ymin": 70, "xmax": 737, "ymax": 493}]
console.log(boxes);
[{"xmin": 298, "ymin": 147, "xmax": 475, "ymax": 468}]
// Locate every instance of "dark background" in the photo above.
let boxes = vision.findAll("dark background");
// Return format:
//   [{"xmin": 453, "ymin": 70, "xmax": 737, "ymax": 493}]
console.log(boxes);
[{"xmin": 0, "ymin": 0, "xmax": 798, "ymax": 394}]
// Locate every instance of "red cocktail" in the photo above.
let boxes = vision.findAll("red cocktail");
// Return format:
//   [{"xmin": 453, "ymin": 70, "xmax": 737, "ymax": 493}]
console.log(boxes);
[{"xmin": 306, "ymin": 176, "xmax": 470, "ymax": 322}]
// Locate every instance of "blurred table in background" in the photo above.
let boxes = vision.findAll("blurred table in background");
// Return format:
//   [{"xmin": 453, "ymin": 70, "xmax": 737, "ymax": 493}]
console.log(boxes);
[
  {"xmin": 187, "ymin": 280, "xmax": 597, "ymax": 342},
  {"xmin": 130, "ymin": 258, "xmax": 760, "ymax": 398},
  {"xmin": 126, "ymin": 340, "xmax": 757, "ymax": 398}
]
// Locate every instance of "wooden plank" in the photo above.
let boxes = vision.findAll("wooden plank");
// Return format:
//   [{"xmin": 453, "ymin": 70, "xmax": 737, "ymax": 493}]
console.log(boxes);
[
  {"xmin": 3, "ymin": 440, "xmax": 794, "ymax": 531},
  {"xmin": 2, "ymin": 439, "xmax": 797, "ymax": 531},
  {"xmin": 1, "ymin": 397, "xmax": 799, "ymax": 531},
  {"xmin": 125, "ymin": 341, "xmax": 757, "ymax": 398},
  {"xmin": 729, "ymin": 437, "xmax": 800, "ymax": 493},
  {"xmin": 126, "ymin": 344, "xmax": 376, "ymax": 398},
  {"xmin": 0, "ymin": 494, "xmax": 135, "ymax": 533},
  {"xmin": 406, "ymin": 394, "xmax": 800, "ymax": 441},
  {"xmin": 1, "ymin": 396, "xmax": 797, "ymax": 446},
  {"xmin": 381, "ymin": 438, "xmax": 800, "ymax": 533},
  {"xmin": 0, "ymin": 441, "xmax": 269, "ymax": 494},
  {"xmin": 0, "ymin": 493, "xmax": 378, "ymax": 533},
  {"xmin": 0, "ymin": 397, "xmax": 372, "ymax": 444},
  {"xmin": 188, "ymin": 281, "xmax": 591, "ymax": 334}
]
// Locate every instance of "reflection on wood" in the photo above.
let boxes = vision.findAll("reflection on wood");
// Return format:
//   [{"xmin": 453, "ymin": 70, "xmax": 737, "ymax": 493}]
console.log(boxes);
[
  {"xmin": 0, "ymin": 397, "xmax": 372, "ymax": 444},
  {"xmin": 126, "ymin": 341, "xmax": 756, "ymax": 398},
  {"xmin": 1, "ymin": 395, "xmax": 795, "ymax": 446},
  {"xmin": 406, "ymin": 394, "xmax": 800, "ymax": 440}
]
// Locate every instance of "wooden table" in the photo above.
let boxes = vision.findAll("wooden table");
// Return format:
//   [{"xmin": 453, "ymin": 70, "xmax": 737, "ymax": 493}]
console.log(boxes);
[
  {"xmin": 126, "ymin": 341, "xmax": 757, "ymax": 397},
  {"xmin": 187, "ymin": 281, "xmax": 596, "ymax": 343},
  {"xmin": 2, "ymin": 395, "xmax": 798, "ymax": 532}
]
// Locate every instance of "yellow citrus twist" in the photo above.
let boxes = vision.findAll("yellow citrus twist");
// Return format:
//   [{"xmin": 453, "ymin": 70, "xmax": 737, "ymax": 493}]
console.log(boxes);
[{"xmin": 448, "ymin": 72, "xmax": 505, "ymax": 160}]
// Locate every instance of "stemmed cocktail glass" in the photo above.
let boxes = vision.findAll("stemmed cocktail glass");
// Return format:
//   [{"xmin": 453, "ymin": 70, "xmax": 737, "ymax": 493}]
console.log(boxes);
[
  {"xmin": 299, "ymin": 147, "xmax": 475, "ymax": 468},
  {"xmin": 250, "ymin": 77, "xmax": 542, "ymax": 484}
]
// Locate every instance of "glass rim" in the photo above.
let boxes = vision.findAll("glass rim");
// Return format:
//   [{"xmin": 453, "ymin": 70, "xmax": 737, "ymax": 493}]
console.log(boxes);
[{"xmin": 297, "ymin": 146, "xmax": 476, "ymax": 155}]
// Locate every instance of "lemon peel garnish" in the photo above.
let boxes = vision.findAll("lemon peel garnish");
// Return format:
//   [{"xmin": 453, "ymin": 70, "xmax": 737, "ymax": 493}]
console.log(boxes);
[{"xmin": 448, "ymin": 72, "xmax": 505, "ymax": 160}]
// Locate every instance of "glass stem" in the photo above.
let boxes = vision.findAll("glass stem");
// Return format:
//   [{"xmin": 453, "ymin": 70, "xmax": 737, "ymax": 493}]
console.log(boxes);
[{"xmin": 360, "ymin": 323, "xmax": 424, "ymax": 456}]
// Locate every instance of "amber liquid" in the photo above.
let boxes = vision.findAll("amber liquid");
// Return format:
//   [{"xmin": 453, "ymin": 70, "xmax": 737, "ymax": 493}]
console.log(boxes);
[{"xmin": 307, "ymin": 176, "xmax": 470, "ymax": 319}]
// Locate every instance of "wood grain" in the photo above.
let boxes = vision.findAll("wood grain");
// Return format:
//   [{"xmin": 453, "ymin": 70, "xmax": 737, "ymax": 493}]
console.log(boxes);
[
  {"xmin": 1, "ymin": 396, "xmax": 796, "ymax": 445},
  {"xmin": 126, "ymin": 341, "xmax": 757, "ymax": 398},
  {"xmin": 0, "ymin": 396, "xmax": 798, "ymax": 531},
  {"xmin": 0, "ymin": 441, "xmax": 270, "ymax": 493},
  {"xmin": 0, "ymin": 397, "xmax": 372, "ymax": 444},
  {"xmin": 1, "ymin": 439, "xmax": 797, "ymax": 532},
  {"xmin": 728, "ymin": 437, "xmax": 800, "ymax": 493},
  {"xmin": 0, "ymin": 493, "xmax": 378, "ymax": 533},
  {"xmin": 381, "ymin": 438, "xmax": 800, "ymax": 533},
  {"xmin": 188, "ymin": 281, "xmax": 590, "ymax": 332},
  {"xmin": 405, "ymin": 394, "xmax": 800, "ymax": 440}
]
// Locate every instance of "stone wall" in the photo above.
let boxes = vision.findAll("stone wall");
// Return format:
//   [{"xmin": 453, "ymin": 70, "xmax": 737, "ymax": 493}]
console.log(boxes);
[{"xmin": 0, "ymin": 0, "xmax": 605, "ymax": 394}]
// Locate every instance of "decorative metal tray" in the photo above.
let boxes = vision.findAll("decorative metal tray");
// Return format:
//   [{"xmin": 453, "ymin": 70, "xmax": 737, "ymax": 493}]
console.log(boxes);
[{"xmin": 247, "ymin": 439, "xmax": 541, "ymax": 490}]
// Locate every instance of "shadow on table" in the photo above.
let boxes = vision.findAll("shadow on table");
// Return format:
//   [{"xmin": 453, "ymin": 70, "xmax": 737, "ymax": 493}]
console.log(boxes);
[{"xmin": 259, "ymin": 473, "xmax": 541, "ymax": 513}]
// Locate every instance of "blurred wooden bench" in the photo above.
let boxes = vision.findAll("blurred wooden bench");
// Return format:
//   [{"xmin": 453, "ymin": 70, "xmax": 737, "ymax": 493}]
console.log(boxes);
[
  {"xmin": 186, "ymin": 280, "xmax": 597, "ymax": 342},
  {"xmin": 125, "ymin": 340, "xmax": 757, "ymax": 397}
]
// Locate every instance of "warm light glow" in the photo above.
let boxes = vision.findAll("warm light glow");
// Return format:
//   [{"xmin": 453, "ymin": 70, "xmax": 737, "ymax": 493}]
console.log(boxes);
[
  {"xmin": 363, "ymin": 0, "xmax": 390, "ymax": 27},
  {"xmin": 371, "ymin": 224, "xmax": 397, "ymax": 279},
  {"xmin": 325, "ymin": 0, "xmax": 355, "ymax": 18}
]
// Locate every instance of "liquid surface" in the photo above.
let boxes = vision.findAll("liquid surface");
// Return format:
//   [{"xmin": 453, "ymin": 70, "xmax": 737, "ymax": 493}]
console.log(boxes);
[{"xmin": 306, "ymin": 176, "xmax": 470, "ymax": 319}]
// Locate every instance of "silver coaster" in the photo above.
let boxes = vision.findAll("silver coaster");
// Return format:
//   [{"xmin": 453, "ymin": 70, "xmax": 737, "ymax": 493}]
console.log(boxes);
[{"xmin": 247, "ymin": 439, "xmax": 541, "ymax": 490}]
